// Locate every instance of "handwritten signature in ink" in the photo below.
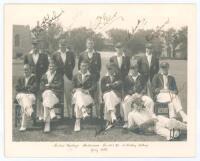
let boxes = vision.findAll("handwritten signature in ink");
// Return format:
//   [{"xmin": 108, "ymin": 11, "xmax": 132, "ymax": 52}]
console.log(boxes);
[{"xmin": 93, "ymin": 12, "xmax": 124, "ymax": 31}]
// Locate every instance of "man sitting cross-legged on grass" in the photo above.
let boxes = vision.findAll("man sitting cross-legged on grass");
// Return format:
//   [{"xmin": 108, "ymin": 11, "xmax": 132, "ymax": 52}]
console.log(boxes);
[
  {"xmin": 122, "ymin": 63, "xmax": 155, "ymax": 129},
  {"xmin": 15, "ymin": 64, "xmax": 37, "ymax": 131},
  {"xmin": 152, "ymin": 62, "xmax": 187, "ymax": 123},
  {"xmin": 101, "ymin": 63, "xmax": 123, "ymax": 130},
  {"xmin": 40, "ymin": 59, "xmax": 63, "ymax": 133},
  {"xmin": 127, "ymin": 97, "xmax": 187, "ymax": 141},
  {"xmin": 72, "ymin": 60, "xmax": 96, "ymax": 132}
]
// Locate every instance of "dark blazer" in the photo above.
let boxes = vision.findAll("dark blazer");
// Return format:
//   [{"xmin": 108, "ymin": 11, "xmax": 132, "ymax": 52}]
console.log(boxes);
[
  {"xmin": 78, "ymin": 51, "xmax": 101, "ymax": 82},
  {"xmin": 124, "ymin": 74, "xmax": 146, "ymax": 96},
  {"xmin": 101, "ymin": 74, "xmax": 122, "ymax": 98},
  {"xmin": 40, "ymin": 72, "xmax": 64, "ymax": 98},
  {"xmin": 72, "ymin": 72, "xmax": 96, "ymax": 96},
  {"xmin": 152, "ymin": 73, "xmax": 178, "ymax": 96},
  {"xmin": 24, "ymin": 51, "xmax": 49, "ymax": 85},
  {"xmin": 138, "ymin": 54, "xmax": 159, "ymax": 83},
  {"xmin": 15, "ymin": 74, "xmax": 37, "ymax": 94},
  {"xmin": 109, "ymin": 55, "xmax": 130, "ymax": 81},
  {"xmin": 53, "ymin": 50, "xmax": 75, "ymax": 81}
]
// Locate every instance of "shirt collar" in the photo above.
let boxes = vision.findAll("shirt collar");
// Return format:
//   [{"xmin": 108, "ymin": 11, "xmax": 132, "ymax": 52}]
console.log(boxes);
[
  {"xmin": 160, "ymin": 72, "xmax": 170, "ymax": 77},
  {"xmin": 78, "ymin": 70, "xmax": 90, "ymax": 76},
  {"xmin": 29, "ymin": 49, "xmax": 41, "ymax": 55},
  {"xmin": 24, "ymin": 74, "xmax": 34, "ymax": 79},
  {"xmin": 128, "ymin": 72, "xmax": 140, "ymax": 78},
  {"xmin": 58, "ymin": 49, "xmax": 69, "ymax": 54},
  {"xmin": 115, "ymin": 52, "xmax": 125, "ymax": 57},
  {"xmin": 145, "ymin": 52, "xmax": 152, "ymax": 57},
  {"xmin": 86, "ymin": 49, "xmax": 95, "ymax": 53}
]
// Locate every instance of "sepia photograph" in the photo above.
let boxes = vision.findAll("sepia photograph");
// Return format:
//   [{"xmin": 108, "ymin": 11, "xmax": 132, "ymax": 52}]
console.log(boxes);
[{"xmin": 4, "ymin": 3, "xmax": 197, "ymax": 157}]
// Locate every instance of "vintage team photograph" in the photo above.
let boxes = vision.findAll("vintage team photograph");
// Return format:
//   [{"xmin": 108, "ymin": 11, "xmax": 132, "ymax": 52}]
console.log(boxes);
[{"xmin": 8, "ymin": 4, "xmax": 192, "ymax": 143}]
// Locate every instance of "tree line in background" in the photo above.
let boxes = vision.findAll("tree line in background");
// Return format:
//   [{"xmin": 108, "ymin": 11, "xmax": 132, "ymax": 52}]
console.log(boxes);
[{"xmin": 31, "ymin": 11, "xmax": 187, "ymax": 59}]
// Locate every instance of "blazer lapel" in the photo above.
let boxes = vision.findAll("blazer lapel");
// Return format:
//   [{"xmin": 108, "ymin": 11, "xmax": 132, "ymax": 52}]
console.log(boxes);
[
  {"xmin": 36, "ymin": 54, "xmax": 41, "ymax": 65},
  {"xmin": 150, "ymin": 55, "xmax": 155, "ymax": 68},
  {"xmin": 29, "ymin": 54, "xmax": 35, "ymax": 66},
  {"xmin": 114, "ymin": 56, "xmax": 120, "ymax": 69},
  {"xmin": 77, "ymin": 73, "xmax": 82, "ymax": 84},
  {"xmin": 58, "ymin": 53, "xmax": 65, "ymax": 66},
  {"xmin": 144, "ymin": 55, "xmax": 150, "ymax": 69},
  {"xmin": 158, "ymin": 74, "xmax": 164, "ymax": 88}
]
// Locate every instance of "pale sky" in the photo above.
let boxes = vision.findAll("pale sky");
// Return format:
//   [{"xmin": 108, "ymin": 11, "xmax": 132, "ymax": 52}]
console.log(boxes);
[{"xmin": 6, "ymin": 4, "xmax": 195, "ymax": 36}]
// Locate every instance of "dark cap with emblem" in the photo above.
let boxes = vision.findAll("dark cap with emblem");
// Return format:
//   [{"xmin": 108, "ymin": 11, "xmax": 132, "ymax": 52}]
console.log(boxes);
[
  {"xmin": 160, "ymin": 62, "xmax": 169, "ymax": 68},
  {"xmin": 115, "ymin": 42, "xmax": 123, "ymax": 48}
]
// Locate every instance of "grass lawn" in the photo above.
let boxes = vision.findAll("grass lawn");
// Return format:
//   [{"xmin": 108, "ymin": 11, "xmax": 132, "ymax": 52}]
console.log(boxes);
[{"xmin": 12, "ymin": 52, "xmax": 187, "ymax": 141}]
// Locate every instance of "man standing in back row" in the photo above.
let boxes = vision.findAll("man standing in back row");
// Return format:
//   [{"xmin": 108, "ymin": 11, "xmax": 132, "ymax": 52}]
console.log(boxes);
[
  {"xmin": 53, "ymin": 39, "xmax": 75, "ymax": 118},
  {"xmin": 78, "ymin": 38, "xmax": 101, "ymax": 118},
  {"xmin": 138, "ymin": 42, "xmax": 159, "ymax": 98},
  {"xmin": 109, "ymin": 42, "xmax": 130, "ymax": 120},
  {"xmin": 24, "ymin": 38, "xmax": 49, "ymax": 119}
]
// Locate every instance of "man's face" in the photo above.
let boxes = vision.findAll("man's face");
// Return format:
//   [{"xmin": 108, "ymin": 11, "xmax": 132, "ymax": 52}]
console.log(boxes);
[
  {"xmin": 49, "ymin": 64, "xmax": 56, "ymax": 73},
  {"xmin": 146, "ymin": 47, "xmax": 153, "ymax": 55},
  {"xmin": 115, "ymin": 47, "xmax": 123, "ymax": 55},
  {"xmin": 161, "ymin": 67, "xmax": 169, "ymax": 75},
  {"xmin": 86, "ymin": 40, "xmax": 94, "ymax": 50},
  {"xmin": 59, "ymin": 44, "xmax": 67, "ymax": 52},
  {"xmin": 80, "ymin": 63, "xmax": 88, "ymax": 73},
  {"xmin": 24, "ymin": 65, "xmax": 31, "ymax": 77},
  {"xmin": 32, "ymin": 43, "xmax": 39, "ymax": 51},
  {"xmin": 129, "ymin": 67, "xmax": 138, "ymax": 75}
]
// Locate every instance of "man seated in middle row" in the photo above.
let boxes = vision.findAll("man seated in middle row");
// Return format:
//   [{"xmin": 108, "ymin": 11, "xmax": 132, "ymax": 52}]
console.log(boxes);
[
  {"xmin": 72, "ymin": 60, "xmax": 96, "ymax": 132},
  {"xmin": 122, "ymin": 63, "xmax": 155, "ymax": 128},
  {"xmin": 101, "ymin": 63, "xmax": 123, "ymax": 130},
  {"xmin": 40, "ymin": 59, "xmax": 63, "ymax": 133}
]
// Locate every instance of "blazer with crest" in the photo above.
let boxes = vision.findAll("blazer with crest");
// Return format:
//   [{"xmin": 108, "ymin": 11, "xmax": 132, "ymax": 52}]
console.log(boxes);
[
  {"xmin": 101, "ymin": 73, "xmax": 123, "ymax": 98},
  {"xmin": 124, "ymin": 74, "xmax": 146, "ymax": 96},
  {"xmin": 40, "ymin": 72, "xmax": 64, "ymax": 98},
  {"xmin": 109, "ymin": 55, "xmax": 130, "ymax": 81},
  {"xmin": 152, "ymin": 73, "xmax": 178, "ymax": 96},
  {"xmin": 24, "ymin": 51, "xmax": 49, "ymax": 86},
  {"xmin": 15, "ymin": 74, "xmax": 37, "ymax": 94},
  {"xmin": 72, "ymin": 72, "xmax": 96, "ymax": 96},
  {"xmin": 52, "ymin": 50, "xmax": 75, "ymax": 81},
  {"xmin": 78, "ymin": 51, "xmax": 101, "ymax": 82},
  {"xmin": 138, "ymin": 54, "xmax": 159, "ymax": 83}
]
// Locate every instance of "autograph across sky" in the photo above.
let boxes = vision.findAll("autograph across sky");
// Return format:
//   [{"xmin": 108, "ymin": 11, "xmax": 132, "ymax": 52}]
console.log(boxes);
[{"xmin": 7, "ymin": 4, "xmax": 192, "ymax": 34}]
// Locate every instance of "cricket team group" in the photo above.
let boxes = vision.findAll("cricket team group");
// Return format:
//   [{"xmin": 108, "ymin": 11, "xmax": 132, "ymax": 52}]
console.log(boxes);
[{"xmin": 15, "ymin": 37, "xmax": 187, "ymax": 141}]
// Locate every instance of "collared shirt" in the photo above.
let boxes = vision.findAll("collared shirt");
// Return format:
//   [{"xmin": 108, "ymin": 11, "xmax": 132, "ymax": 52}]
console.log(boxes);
[
  {"xmin": 79, "ymin": 70, "xmax": 90, "ymax": 83},
  {"xmin": 86, "ymin": 49, "xmax": 95, "ymax": 59},
  {"xmin": 32, "ymin": 53, "xmax": 39, "ymax": 64},
  {"xmin": 115, "ymin": 52, "xmax": 125, "ymax": 69},
  {"xmin": 162, "ymin": 74, "xmax": 169, "ymax": 90},
  {"xmin": 145, "ymin": 53, "xmax": 152, "ymax": 67},
  {"xmin": 24, "ymin": 75, "xmax": 32, "ymax": 87},
  {"xmin": 46, "ymin": 70, "xmax": 56, "ymax": 84},
  {"xmin": 29, "ymin": 49, "xmax": 40, "ymax": 64},
  {"xmin": 59, "ymin": 50, "xmax": 66, "ymax": 64},
  {"xmin": 128, "ymin": 72, "xmax": 140, "ymax": 82}
]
